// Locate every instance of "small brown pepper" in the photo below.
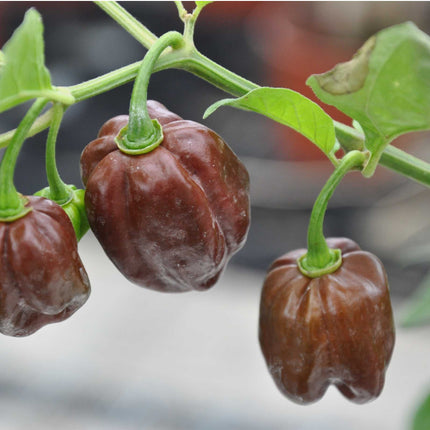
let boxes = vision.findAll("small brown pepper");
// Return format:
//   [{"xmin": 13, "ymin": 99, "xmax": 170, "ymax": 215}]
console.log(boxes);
[
  {"xmin": 81, "ymin": 101, "xmax": 250, "ymax": 292},
  {"xmin": 0, "ymin": 196, "xmax": 90, "ymax": 336},
  {"xmin": 259, "ymin": 237, "xmax": 395, "ymax": 404}
]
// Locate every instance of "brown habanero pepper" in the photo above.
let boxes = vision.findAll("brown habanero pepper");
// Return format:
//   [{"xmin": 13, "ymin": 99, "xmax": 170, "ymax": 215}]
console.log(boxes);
[
  {"xmin": 0, "ymin": 196, "xmax": 90, "ymax": 336},
  {"xmin": 80, "ymin": 101, "xmax": 250, "ymax": 293},
  {"xmin": 259, "ymin": 237, "xmax": 395, "ymax": 404}
]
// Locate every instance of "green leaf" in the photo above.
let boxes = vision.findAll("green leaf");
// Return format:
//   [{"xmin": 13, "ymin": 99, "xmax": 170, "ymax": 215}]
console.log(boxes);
[
  {"xmin": 0, "ymin": 8, "xmax": 55, "ymax": 113},
  {"xmin": 413, "ymin": 391, "xmax": 430, "ymax": 430},
  {"xmin": 307, "ymin": 22, "xmax": 430, "ymax": 175},
  {"xmin": 204, "ymin": 87, "xmax": 336, "ymax": 156},
  {"xmin": 401, "ymin": 271, "xmax": 430, "ymax": 327}
]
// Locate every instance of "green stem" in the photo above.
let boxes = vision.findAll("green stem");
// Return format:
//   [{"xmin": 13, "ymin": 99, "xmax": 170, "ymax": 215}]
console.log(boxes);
[
  {"xmin": 70, "ymin": 46, "xmax": 257, "ymax": 102},
  {"xmin": 0, "ymin": 98, "xmax": 49, "ymax": 220},
  {"xmin": 335, "ymin": 120, "xmax": 430, "ymax": 187},
  {"xmin": 182, "ymin": 49, "xmax": 258, "ymax": 97},
  {"xmin": 298, "ymin": 150, "xmax": 367, "ymax": 277},
  {"xmin": 70, "ymin": 61, "xmax": 141, "ymax": 102},
  {"xmin": 120, "ymin": 31, "xmax": 184, "ymax": 152},
  {"xmin": 45, "ymin": 103, "xmax": 71, "ymax": 204},
  {"xmin": 380, "ymin": 145, "xmax": 430, "ymax": 186},
  {"xmin": 175, "ymin": 1, "xmax": 188, "ymax": 22},
  {"xmin": 0, "ymin": 109, "xmax": 53, "ymax": 149},
  {"xmin": 94, "ymin": 1, "xmax": 158, "ymax": 48},
  {"xmin": 182, "ymin": 3, "xmax": 203, "ymax": 45}
]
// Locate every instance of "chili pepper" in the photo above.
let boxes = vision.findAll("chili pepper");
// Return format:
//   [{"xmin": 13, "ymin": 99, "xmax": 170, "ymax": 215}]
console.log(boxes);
[
  {"xmin": 0, "ymin": 195, "xmax": 90, "ymax": 336},
  {"xmin": 259, "ymin": 237, "xmax": 395, "ymax": 404},
  {"xmin": 81, "ymin": 101, "xmax": 250, "ymax": 292}
]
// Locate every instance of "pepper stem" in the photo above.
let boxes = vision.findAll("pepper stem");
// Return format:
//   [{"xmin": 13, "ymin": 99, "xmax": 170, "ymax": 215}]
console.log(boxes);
[
  {"xmin": 117, "ymin": 31, "xmax": 184, "ymax": 154},
  {"xmin": 298, "ymin": 150, "xmax": 367, "ymax": 278},
  {"xmin": 44, "ymin": 103, "xmax": 72, "ymax": 205},
  {"xmin": 0, "ymin": 98, "xmax": 49, "ymax": 221}
]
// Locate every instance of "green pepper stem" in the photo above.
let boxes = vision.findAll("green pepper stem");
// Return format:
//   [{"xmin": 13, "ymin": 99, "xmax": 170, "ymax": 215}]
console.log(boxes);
[
  {"xmin": 122, "ymin": 31, "xmax": 184, "ymax": 151},
  {"xmin": 45, "ymin": 103, "xmax": 71, "ymax": 204},
  {"xmin": 0, "ymin": 98, "xmax": 49, "ymax": 220},
  {"xmin": 298, "ymin": 150, "xmax": 367, "ymax": 277}
]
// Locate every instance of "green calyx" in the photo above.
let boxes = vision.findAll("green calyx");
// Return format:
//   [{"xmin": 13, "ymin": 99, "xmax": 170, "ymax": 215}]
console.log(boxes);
[
  {"xmin": 36, "ymin": 184, "xmax": 71, "ymax": 206},
  {"xmin": 0, "ymin": 194, "xmax": 32, "ymax": 222},
  {"xmin": 115, "ymin": 120, "xmax": 163, "ymax": 155},
  {"xmin": 297, "ymin": 248, "xmax": 342, "ymax": 278},
  {"xmin": 35, "ymin": 185, "xmax": 89, "ymax": 241},
  {"xmin": 61, "ymin": 187, "xmax": 89, "ymax": 241}
]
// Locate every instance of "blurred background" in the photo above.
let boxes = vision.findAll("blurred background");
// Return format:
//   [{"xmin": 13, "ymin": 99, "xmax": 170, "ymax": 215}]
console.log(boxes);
[{"xmin": 1, "ymin": 2, "xmax": 430, "ymax": 429}]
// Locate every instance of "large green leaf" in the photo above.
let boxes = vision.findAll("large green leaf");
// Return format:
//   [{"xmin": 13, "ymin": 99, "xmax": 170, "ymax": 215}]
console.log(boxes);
[
  {"xmin": 0, "ymin": 8, "xmax": 57, "ymax": 112},
  {"xmin": 307, "ymin": 22, "xmax": 430, "ymax": 175},
  {"xmin": 413, "ymin": 391, "xmax": 430, "ymax": 430},
  {"xmin": 204, "ymin": 87, "xmax": 336, "ymax": 157}
]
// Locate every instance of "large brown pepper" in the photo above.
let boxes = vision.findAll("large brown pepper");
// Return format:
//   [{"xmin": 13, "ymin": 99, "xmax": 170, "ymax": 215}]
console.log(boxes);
[
  {"xmin": 259, "ymin": 237, "xmax": 395, "ymax": 404},
  {"xmin": 81, "ymin": 101, "xmax": 250, "ymax": 292},
  {"xmin": 0, "ymin": 196, "xmax": 90, "ymax": 336}
]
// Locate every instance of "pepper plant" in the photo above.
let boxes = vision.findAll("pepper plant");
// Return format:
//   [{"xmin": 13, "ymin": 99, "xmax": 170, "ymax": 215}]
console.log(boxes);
[{"xmin": 1, "ymin": 1, "xmax": 430, "ymax": 425}]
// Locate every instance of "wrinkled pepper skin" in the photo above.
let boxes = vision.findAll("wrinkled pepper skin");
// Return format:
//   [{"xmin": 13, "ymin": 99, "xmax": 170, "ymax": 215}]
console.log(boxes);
[
  {"xmin": 0, "ymin": 196, "xmax": 90, "ymax": 336},
  {"xmin": 259, "ymin": 237, "xmax": 395, "ymax": 404},
  {"xmin": 81, "ymin": 101, "xmax": 250, "ymax": 292}
]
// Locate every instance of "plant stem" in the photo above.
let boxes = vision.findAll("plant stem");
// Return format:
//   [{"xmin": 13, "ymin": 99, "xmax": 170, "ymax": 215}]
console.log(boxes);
[
  {"xmin": 182, "ymin": 49, "xmax": 258, "ymax": 96},
  {"xmin": 298, "ymin": 150, "xmax": 367, "ymax": 277},
  {"xmin": 0, "ymin": 98, "xmax": 48, "ymax": 219},
  {"xmin": 124, "ymin": 31, "xmax": 184, "ymax": 148},
  {"xmin": 69, "ymin": 45, "xmax": 258, "ymax": 102},
  {"xmin": 380, "ymin": 145, "xmax": 430, "ymax": 186},
  {"xmin": 0, "ymin": 109, "xmax": 53, "ymax": 149},
  {"xmin": 70, "ymin": 61, "xmax": 142, "ymax": 102},
  {"xmin": 94, "ymin": 1, "xmax": 158, "ymax": 48},
  {"xmin": 181, "ymin": 2, "xmax": 208, "ymax": 45},
  {"xmin": 175, "ymin": 1, "xmax": 187, "ymax": 22},
  {"xmin": 45, "ymin": 103, "xmax": 70, "ymax": 204}
]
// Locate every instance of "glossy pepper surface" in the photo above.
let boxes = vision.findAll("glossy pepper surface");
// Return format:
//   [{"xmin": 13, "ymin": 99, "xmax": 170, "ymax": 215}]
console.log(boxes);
[
  {"xmin": 81, "ymin": 101, "xmax": 250, "ymax": 292},
  {"xmin": 0, "ymin": 196, "xmax": 90, "ymax": 336},
  {"xmin": 259, "ymin": 237, "xmax": 395, "ymax": 404}
]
